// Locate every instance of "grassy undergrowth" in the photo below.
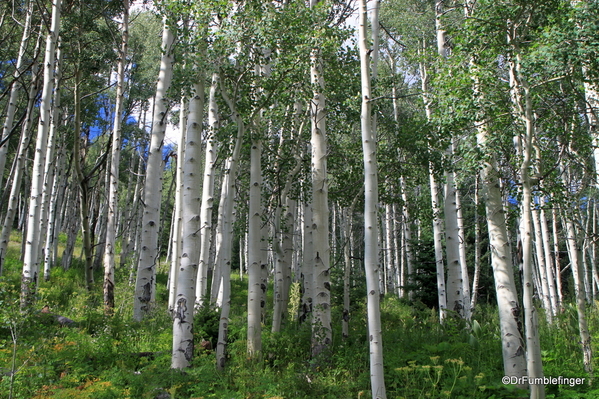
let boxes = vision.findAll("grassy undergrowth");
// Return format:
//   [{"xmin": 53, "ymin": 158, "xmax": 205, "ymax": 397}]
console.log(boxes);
[{"xmin": 1, "ymin": 235, "xmax": 598, "ymax": 398}]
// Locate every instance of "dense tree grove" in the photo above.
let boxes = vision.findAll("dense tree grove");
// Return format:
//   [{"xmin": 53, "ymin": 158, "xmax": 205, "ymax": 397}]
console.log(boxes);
[{"xmin": 1, "ymin": 0, "xmax": 599, "ymax": 398}]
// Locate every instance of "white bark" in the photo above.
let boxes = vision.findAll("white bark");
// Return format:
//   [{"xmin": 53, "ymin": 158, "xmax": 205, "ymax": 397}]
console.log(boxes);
[
  {"xmin": 103, "ymin": 0, "xmax": 129, "ymax": 312},
  {"xmin": 444, "ymin": 170, "xmax": 465, "ymax": 318},
  {"xmin": 539, "ymin": 207, "xmax": 558, "ymax": 316},
  {"xmin": 133, "ymin": 20, "xmax": 175, "ymax": 321},
  {"xmin": 508, "ymin": 41, "xmax": 544, "ymax": 396},
  {"xmin": 471, "ymin": 175, "xmax": 481, "ymax": 309},
  {"xmin": 300, "ymin": 202, "xmax": 314, "ymax": 323},
  {"xmin": 168, "ymin": 97, "xmax": 186, "ymax": 313},
  {"xmin": 430, "ymin": 170, "xmax": 447, "ymax": 322},
  {"xmin": 247, "ymin": 139, "xmax": 262, "ymax": 357},
  {"xmin": 358, "ymin": 0, "xmax": 386, "ymax": 396},
  {"xmin": 532, "ymin": 206, "xmax": 553, "ymax": 322},
  {"xmin": 0, "ymin": 53, "xmax": 41, "ymax": 275},
  {"xmin": 400, "ymin": 177, "xmax": 413, "ymax": 299},
  {"xmin": 563, "ymin": 216, "xmax": 593, "ymax": 373},
  {"xmin": 22, "ymin": 0, "xmax": 62, "ymax": 305},
  {"xmin": 467, "ymin": 16, "xmax": 527, "ymax": 375},
  {"xmin": 195, "ymin": 73, "xmax": 219, "ymax": 306},
  {"xmin": 305, "ymin": 0, "xmax": 332, "ymax": 359},
  {"xmin": 0, "ymin": 0, "xmax": 34, "ymax": 192},
  {"xmin": 214, "ymin": 79, "xmax": 245, "ymax": 370},
  {"xmin": 172, "ymin": 80, "xmax": 204, "ymax": 369},
  {"xmin": 310, "ymin": 43, "xmax": 332, "ymax": 358},
  {"xmin": 551, "ymin": 207, "xmax": 564, "ymax": 309}
]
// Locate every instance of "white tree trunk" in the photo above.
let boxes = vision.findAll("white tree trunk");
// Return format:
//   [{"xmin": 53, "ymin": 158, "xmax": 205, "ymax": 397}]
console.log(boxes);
[
  {"xmin": 471, "ymin": 175, "xmax": 481, "ymax": 309},
  {"xmin": 41, "ymin": 80, "xmax": 62, "ymax": 281},
  {"xmin": 44, "ymin": 135, "xmax": 67, "ymax": 277},
  {"xmin": 103, "ymin": 0, "xmax": 129, "ymax": 312},
  {"xmin": 0, "ymin": 54, "xmax": 41, "ymax": 275},
  {"xmin": 508, "ymin": 43, "xmax": 544, "ymax": 396},
  {"xmin": 172, "ymin": 80, "xmax": 204, "ymax": 369},
  {"xmin": 300, "ymin": 201, "xmax": 314, "ymax": 324},
  {"xmin": 444, "ymin": 170, "xmax": 465, "ymax": 318},
  {"xmin": 0, "ymin": 0, "xmax": 34, "ymax": 192},
  {"xmin": 247, "ymin": 138, "xmax": 262, "ymax": 357},
  {"xmin": 21, "ymin": 0, "xmax": 62, "ymax": 305},
  {"xmin": 467, "ymin": 27, "xmax": 527, "ymax": 377},
  {"xmin": 133, "ymin": 20, "xmax": 175, "ymax": 321},
  {"xmin": 195, "ymin": 73, "xmax": 219, "ymax": 306},
  {"xmin": 539, "ymin": 206, "xmax": 558, "ymax": 316},
  {"xmin": 532, "ymin": 206, "xmax": 553, "ymax": 322},
  {"xmin": 168, "ymin": 97, "xmax": 186, "ymax": 313},
  {"xmin": 400, "ymin": 177, "xmax": 413, "ymax": 299},
  {"xmin": 563, "ymin": 215, "xmax": 593, "ymax": 373},
  {"xmin": 214, "ymin": 79, "xmax": 245, "ymax": 370},
  {"xmin": 358, "ymin": 0, "xmax": 386, "ymax": 396},
  {"xmin": 310, "ymin": 43, "xmax": 332, "ymax": 358}
]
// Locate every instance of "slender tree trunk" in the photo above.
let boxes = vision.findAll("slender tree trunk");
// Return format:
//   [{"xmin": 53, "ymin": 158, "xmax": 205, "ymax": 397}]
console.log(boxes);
[
  {"xmin": 420, "ymin": 56, "xmax": 447, "ymax": 322},
  {"xmin": 214, "ymin": 79, "xmax": 245, "ymax": 370},
  {"xmin": 455, "ymin": 183, "xmax": 471, "ymax": 319},
  {"xmin": 21, "ymin": 0, "xmax": 62, "ymax": 306},
  {"xmin": 73, "ymin": 70, "xmax": 95, "ymax": 291},
  {"xmin": 342, "ymin": 191, "xmax": 361, "ymax": 339},
  {"xmin": 400, "ymin": 177, "xmax": 413, "ymax": 299},
  {"xmin": 540, "ymin": 206, "xmax": 558, "ymax": 316},
  {"xmin": 300, "ymin": 201, "xmax": 313, "ymax": 324},
  {"xmin": 508, "ymin": 38, "xmax": 544, "ymax": 396},
  {"xmin": 532, "ymin": 206, "xmax": 553, "ymax": 322},
  {"xmin": 247, "ymin": 138, "xmax": 262, "ymax": 357},
  {"xmin": 133, "ymin": 19, "xmax": 175, "ymax": 321},
  {"xmin": 168, "ymin": 98, "xmax": 186, "ymax": 313},
  {"xmin": 103, "ymin": 0, "xmax": 129, "ymax": 312},
  {"xmin": 195, "ymin": 73, "xmax": 219, "ymax": 307},
  {"xmin": 444, "ymin": 169, "xmax": 465, "ymax": 318},
  {"xmin": 471, "ymin": 175, "xmax": 481, "ymax": 309},
  {"xmin": 0, "ymin": 49, "xmax": 41, "ymax": 276},
  {"xmin": 172, "ymin": 79, "xmax": 204, "ymax": 369},
  {"xmin": 41, "ymin": 42, "xmax": 64, "ymax": 279},
  {"xmin": 0, "ymin": 0, "xmax": 34, "ymax": 192},
  {"xmin": 44, "ymin": 133, "xmax": 66, "ymax": 277},
  {"xmin": 467, "ymin": 17, "xmax": 527, "ymax": 377},
  {"xmin": 309, "ymin": 39, "xmax": 332, "ymax": 359},
  {"xmin": 563, "ymin": 215, "xmax": 593, "ymax": 374},
  {"xmin": 358, "ymin": 0, "xmax": 386, "ymax": 396}
]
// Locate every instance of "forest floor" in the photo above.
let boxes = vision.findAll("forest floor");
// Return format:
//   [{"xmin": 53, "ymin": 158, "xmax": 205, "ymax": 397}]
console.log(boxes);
[{"xmin": 1, "ymin": 234, "xmax": 598, "ymax": 398}]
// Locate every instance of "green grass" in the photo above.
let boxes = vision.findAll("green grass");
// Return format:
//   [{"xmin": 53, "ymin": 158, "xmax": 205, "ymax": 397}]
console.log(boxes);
[{"xmin": 1, "ymin": 233, "xmax": 598, "ymax": 398}]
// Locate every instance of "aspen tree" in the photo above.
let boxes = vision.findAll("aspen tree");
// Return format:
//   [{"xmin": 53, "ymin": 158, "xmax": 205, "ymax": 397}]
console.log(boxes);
[
  {"xmin": 464, "ymin": 0, "xmax": 527, "ymax": 382},
  {"xmin": 22, "ymin": 0, "xmax": 63, "ymax": 305},
  {"xmin": 508, "ymin": 26, "xmax": 544, "ymax": 396},
  {"xmin": 560, "ymin": 151, "xmax": 593, "ymax": 374},
  {"xmin": 358, "ymin": 0, "xmax": 386, "ymax": 396},
  {"xmin": 195, "ymin": 73, "xmax": 219, "ymax": 306},
  {"xmin": 0, "ymin": 47, "xmax": 42, "ymax": 275},
  {"xmin": 419, "ymin": 42, "xmax": 447, "ymax": 321},
  {"xmin": 103, "ymin": 0, "xmax": 129, "ymax": 312},
  {"xmin": 0, "ymin": 0, "xmax": 34, "ymax": 193},
  {"xmin": 342, "ymin": 190, "xmax": 361, "ymax": 338},
  {"xmin": 133, "ymin": 18, "xmax": 175, "ymax": 321},
  {"xmin": 41, "ymin": 44, "xmax": 63, "ymax": 281},
  {"xmin": 172, "ymin": 79, "xmax": 204, "ymax": 369},
  {"xmin": 247, "ymin": 138, "xmax": 262, "ymax": 357},
  {"xmin": 300, "ymin": 201, "xmax": 314, "ymax": 323},
  {"xmin": 72, "ymin": 68, "xmax": 94, "ymax": 290},
  {"xmin": 168, "ymin": 98, "xmax": 186, "ymax": 313},
  {"xmin": 309, "ymin": 0, "xmax": 332, "ymax": 359},
  {"xmin": 215, "ymin": 80, "xmax": 245, "ymax": 370}
]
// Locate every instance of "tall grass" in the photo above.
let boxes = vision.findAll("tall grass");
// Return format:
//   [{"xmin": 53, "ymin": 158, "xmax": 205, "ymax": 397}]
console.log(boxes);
[{"xmin": 1, "ymin": 232, "xmax": 598, "ymax": 398}]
